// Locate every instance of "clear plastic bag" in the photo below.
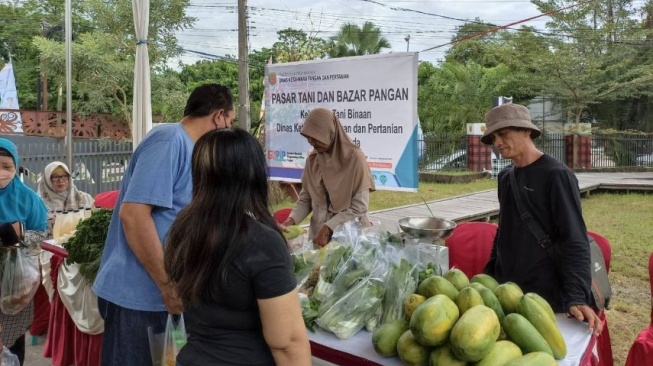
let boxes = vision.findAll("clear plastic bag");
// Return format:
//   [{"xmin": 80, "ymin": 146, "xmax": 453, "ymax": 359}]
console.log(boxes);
[
  {"xmin": 1, "ymin": 347, "xmax": 20, "ymax": 366},
  {"xmin": 0, "ymin": 247, "xmax": 40, "ymax": 315},
  {"xmin": 148, "ymin": 314, "xmax": 187, "ymax": 366},
  {"xmin": 162, "ymin": 314, "xmax": 187, "ymax": 366}
]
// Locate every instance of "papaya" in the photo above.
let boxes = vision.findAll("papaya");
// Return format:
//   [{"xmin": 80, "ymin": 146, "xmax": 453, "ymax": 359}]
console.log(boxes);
[
  {"xmin": 504, "ymin": 351, "xmax": 558, "ymax": 366},
  {"xmin": 501, "ymin": 313, "xmax": 553, "ymax": 356},
  {"xmin": 282, "ymin": 225, "xmax": 305, "ymax": 240},
  {"xmin": 449, "ymin": 305, "xmax": 500, "ymax": 362},
  {"xmin": 443, "ymin": 268, "xmax": 470, "ymax": 291},
  {"xmin": 409, "ymin": 294, "xmax": 460, "ymax": 347},
  {"xmin": 455, "ymin": 287, "xmax": 484, "ymax": 315},
  {"xmin": 372, "ymin": 319, "xmax": 409, "ymax": 357},
  {"xmin": 494, "ymin": 282, "xmax": 524, "ymax": 315},
  {"xmin": 468, "ymin": 282, "xmax": 488, "ymax": 292},
  {"xmin": 517, "ymin": 295, "xmax": 567, "ymax": 360},
  {"xmin": 397, "ymin": 330, "xmax": 431, "ymax": 366},
  {"xmin": 417, "ymin": 276, "xmax": 459, "ymax": 301},
  {"xmin": 429, "ymin": 343, "xmax": 467, "ymax": 366},
  {"xmin": 475, "ymin": 340, "xmax": 522, "ymax": 366},
  {"xmin": 524, "ymin": 292, "xmax": 556, "ymax": 323},
  {"xmin": 475, "ymin": 285, "xmax": 505, "ymax": 324},
  {"xmin": 470, "ymin": 274, "xmax": 500, "ymax": 292},
  {"xmin": 404, "ymin": 294, "xmax": 427, "ymax": 320}
]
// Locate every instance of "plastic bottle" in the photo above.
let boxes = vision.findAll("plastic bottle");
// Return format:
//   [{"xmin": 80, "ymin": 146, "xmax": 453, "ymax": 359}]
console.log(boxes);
[
  {"xmin": 52, "ymin": 210, "xmax": 65, "ymax": 241},
  {"xmin": 83, "ymin": 207, "xmax": 92, "ymax": 219},
  {"xmin": 58, "ymin": 211, "xmax": 77, "ymax": 239}
]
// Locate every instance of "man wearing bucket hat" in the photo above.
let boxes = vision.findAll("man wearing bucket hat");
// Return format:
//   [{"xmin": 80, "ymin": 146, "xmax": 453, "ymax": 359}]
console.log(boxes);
[{"xmin": 481, "ymin": 103, "xmax": 602, "ymax": 335}]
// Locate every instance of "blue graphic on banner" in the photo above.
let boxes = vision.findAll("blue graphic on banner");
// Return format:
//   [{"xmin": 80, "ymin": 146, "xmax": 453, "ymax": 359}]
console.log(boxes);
[{"xmin": 394, "ymin": 125, "xmax": 419, "ymax": 188}]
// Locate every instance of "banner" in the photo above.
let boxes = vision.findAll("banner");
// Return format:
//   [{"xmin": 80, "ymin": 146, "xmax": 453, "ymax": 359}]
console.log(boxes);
[
  {"xmin": 0, "ymin": 62, "xmax": 23, "ymax": 133},
  {"xmin": 264, "ymin": 53, "xmax": 419, "ymax": 191}
]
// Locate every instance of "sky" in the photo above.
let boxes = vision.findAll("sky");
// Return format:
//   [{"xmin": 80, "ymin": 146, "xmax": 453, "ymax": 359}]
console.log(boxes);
[{"xmin": 174, "ymin": 0, "xmax": 552, "ymax": 66}]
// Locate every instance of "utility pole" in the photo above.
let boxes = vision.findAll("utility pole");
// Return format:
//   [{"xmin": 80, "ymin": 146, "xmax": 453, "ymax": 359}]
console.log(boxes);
[
  {"xmin": 65, "ymin": 0, "xmax": 73, "ymax": 169},
  {"xmin": 237, "ymin": 0, "xmax": 251, "ymax": 131}
]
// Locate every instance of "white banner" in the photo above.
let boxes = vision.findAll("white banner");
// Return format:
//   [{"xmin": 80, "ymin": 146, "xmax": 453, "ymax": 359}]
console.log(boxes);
[
  {"xmin": 264, "ymin": 53, "xmax": 419, "ymax": 191},
  {"xmin": 0, "ymin": 62, "xmax": 23, "ymax": 133}
]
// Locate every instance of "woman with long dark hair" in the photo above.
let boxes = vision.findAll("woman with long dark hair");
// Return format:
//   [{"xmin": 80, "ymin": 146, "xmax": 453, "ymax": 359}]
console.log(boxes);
[{"xmin": 164, "ymin": 129, "xmax": 310, "ymax": 366}]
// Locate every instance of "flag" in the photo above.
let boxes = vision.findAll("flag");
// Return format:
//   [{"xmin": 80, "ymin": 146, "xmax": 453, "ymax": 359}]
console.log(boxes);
[{"xmin": 0, "ymin": 62, "xmax": 23, "ymax": 133}]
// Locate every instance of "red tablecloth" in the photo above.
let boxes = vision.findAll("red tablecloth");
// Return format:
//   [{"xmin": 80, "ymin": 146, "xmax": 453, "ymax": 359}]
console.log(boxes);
[
  {"xmin": 43, "ymin": 255, "xmax": 103, "ymax": 366},
  {"xmin": 30, "ymin": 284, "xmax": 51, "ymax": 336}
]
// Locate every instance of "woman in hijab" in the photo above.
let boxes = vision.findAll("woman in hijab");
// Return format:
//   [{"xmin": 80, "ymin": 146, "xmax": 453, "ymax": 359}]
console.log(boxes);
[
  {"xmin": 0, "ymin": 138, "xmax": 48, "ymax": 364},
  {"xmin": 37, "ymin": 161, "xmax": 94, "ymax": 234},
  {"xmin": 281, "ymin": 108, "xmax": 375, "ymax": 247}
]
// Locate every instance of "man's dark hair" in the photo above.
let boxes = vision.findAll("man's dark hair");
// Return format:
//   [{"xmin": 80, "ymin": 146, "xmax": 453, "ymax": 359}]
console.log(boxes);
[{"xmin": 183, "ymin": 84, "xmax": 234, "ymax": 118}]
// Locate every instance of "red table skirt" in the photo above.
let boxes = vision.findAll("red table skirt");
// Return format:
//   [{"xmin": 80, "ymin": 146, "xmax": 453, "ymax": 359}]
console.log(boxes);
[
  {"xmin": 30, "ymin": 284, "xmax": 51, "ymax": 336},
  {"xmin": 43, "ymin": 256, "xmax": 103, "ymax": 366}
]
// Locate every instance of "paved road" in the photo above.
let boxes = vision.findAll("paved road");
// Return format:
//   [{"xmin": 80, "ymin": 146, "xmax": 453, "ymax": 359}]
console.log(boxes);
[{"xmin": 24, "ymin": 333, "xmax": 50, "ymax": 366}]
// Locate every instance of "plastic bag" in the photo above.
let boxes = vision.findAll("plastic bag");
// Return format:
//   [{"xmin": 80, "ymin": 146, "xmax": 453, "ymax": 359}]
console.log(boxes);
[
  {"xmin": 148, "ymin": 314, "xmax": 187, "ymax": 366},
  {"xmin": 315, "ymin": 253, "xmax": 389, "ymax": 339},
  {"xmin": 0, "ymin": 247, "xmax": 40, "ymax": 315},
  {"xmin": 1, "ymin": 347, "xmax": 19, "ymax": 366},
  {"xmin": 162, "ymin": 314, "xmax": 187, "ymax": 366}
]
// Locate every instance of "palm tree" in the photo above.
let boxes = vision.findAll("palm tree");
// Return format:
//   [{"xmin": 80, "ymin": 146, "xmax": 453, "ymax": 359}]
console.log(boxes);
[{"xmin": 328, "ymin": 21, "xmax": 391, "ymax": 57}]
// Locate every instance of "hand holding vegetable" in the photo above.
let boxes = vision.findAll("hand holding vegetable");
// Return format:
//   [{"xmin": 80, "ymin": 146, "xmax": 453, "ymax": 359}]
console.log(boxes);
[{"xmin": 314, "ymin": 225, "xmax": 332, "ymax": 247}]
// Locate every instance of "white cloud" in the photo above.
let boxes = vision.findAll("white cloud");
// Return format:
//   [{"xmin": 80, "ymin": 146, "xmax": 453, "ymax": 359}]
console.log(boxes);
[{"xmin": 175, "ymin": 0, "xmax": 550, "ymax": 66}]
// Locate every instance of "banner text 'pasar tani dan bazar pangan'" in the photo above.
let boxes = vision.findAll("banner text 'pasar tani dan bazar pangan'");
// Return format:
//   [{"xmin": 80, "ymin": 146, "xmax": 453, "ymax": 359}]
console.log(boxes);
[{"xmin": 270, "ymin": 88, "xmax": 409, "ymax": 104}]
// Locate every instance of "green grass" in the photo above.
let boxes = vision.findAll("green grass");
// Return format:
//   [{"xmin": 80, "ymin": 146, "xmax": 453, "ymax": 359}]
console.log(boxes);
[
  {"xmin": 581, "ymin": 191, "xmax": 653, "ymax": 366},
  {"xmin": 272, "ymin": 179, "xmax": 652, "ymax": 364}
]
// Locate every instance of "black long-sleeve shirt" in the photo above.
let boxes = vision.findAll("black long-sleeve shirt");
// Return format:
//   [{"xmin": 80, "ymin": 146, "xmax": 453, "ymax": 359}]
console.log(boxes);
[{"xmin": 484, "ymin": 154, "xmax": 592, "ymax": 313}]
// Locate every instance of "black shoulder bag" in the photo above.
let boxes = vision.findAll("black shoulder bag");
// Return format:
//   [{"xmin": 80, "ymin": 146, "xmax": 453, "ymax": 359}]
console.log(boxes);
[{"xmin": 507, "ymin": 167, "xmax": 612, "ymax": 311}]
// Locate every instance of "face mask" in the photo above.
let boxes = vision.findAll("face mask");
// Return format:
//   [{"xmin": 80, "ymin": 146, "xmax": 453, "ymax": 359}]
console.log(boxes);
[{"xmin": 0, "ymin": 169, "xmax": 16, "ymax": 188}]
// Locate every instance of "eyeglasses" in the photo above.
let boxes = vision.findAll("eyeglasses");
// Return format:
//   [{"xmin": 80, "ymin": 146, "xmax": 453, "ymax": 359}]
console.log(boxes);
[{"xmin": 51, "ymin": 175, "xmax": 70, "ymax": 182}]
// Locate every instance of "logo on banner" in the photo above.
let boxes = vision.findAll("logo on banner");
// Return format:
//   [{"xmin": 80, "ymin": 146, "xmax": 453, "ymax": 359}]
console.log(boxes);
[{"xmin": 268, "ymin": 72, "xmax": 277, "ymax": 86}]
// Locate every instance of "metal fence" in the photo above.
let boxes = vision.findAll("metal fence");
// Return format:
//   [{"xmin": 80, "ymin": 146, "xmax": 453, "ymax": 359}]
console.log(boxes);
[
  {"xmin": 2, "ymin": 135, "xmax": 132, "ymax": 196},
  {"xmin": 419, "ymin": 131, "xmax": 653, "ymax": 172}
]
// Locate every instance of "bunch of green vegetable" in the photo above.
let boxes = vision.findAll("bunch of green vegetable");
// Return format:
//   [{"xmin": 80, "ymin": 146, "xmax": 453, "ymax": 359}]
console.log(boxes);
[
  {"xmin": 380, "ymin": 258, "xmax": 418, "ymax": 325},
  {"xmin": 64, "ymin": 209, "xmax": 113, "ymax": 283},
  {"xmin": 315, "ymin": 275, "xmax": 386, "ymax": 339}
]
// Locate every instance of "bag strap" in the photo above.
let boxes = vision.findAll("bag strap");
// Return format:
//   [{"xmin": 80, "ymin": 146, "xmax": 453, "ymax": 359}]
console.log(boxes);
[{"xmin": 507, "ymin": 167, "xmax": 552, "ymax": 249}]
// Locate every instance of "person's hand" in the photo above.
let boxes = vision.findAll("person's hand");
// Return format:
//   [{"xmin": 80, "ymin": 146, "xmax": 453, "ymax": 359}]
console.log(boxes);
[
  {"xmin": 314, "ymin": 225, "xmax": 332, "ymax": 248},
  {"xmin": 278, "ymin": 218, "xmax": 296, "ymax": 232},
  {"xmin": 567, "ymin": 304, "xmax": 602, "ymax": 336},
  {"xmin": 160, "ymin": 282, "xmax": 184, "ymax": 315}
]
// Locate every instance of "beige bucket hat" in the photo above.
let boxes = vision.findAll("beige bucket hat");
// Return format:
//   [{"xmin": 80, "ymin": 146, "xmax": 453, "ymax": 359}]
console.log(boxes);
[{"xmin": 480, "ymin": 103, "xmax": 541, "ymax": 145}]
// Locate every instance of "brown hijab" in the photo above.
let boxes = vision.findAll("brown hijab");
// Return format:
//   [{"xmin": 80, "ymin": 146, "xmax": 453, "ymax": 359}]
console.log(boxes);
[{"xmin": 300, "ymin": 108, "xmax": 375, "ymax": 212}]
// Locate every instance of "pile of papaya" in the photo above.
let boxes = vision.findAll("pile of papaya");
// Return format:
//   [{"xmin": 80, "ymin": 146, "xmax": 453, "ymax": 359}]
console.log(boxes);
[{"xmin": 371, "ymin": 269, "xmax": 566, "ymax": 366}]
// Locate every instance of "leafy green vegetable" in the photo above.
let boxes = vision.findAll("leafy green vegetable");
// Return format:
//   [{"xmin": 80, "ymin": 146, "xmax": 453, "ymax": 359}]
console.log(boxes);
[
  {"xmin": 315, "ymin": 277, "xmax": 385, "ymax": 339},
  {"xmin": 65, "ymin": 209, "xmax": 113, "ymax": 283},
  {"xmin": 381, "ymin": 258, "xmax": 418, "ymax": 324}
]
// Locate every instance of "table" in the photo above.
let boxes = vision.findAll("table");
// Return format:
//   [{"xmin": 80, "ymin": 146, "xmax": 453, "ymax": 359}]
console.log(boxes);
[
  {"xmin": 309, "ymin": 314, "xmax": 599, "ymax": 366},
  {"xmin": 40, "ymin": 240, "xmax": 103, "ymax": 366}
]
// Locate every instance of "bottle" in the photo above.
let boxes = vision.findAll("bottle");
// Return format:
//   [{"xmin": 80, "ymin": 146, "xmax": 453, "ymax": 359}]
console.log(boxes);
[
  {"xmin": 71, "ymin": 209, "xmax": 83, "ymax": 229},
  {"xmin": 83, "ymin": 207, "xmax": 92, "ymax": 219},
  {"xmin": 52, "ymin": 210, "xmax": 64, "ymax": 241},
  {"xmin": 59, "ymin": 211, "xmax": 77, "ymax": 239}
]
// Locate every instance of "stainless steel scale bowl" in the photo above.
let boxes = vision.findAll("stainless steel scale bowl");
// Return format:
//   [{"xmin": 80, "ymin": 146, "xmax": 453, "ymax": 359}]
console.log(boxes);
[{"xmin": 397, "ymin": 216, "xmax": 457, "ymax": 240}]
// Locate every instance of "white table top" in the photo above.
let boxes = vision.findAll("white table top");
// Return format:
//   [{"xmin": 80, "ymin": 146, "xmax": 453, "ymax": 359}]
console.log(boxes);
[{"xmin": 309, "ymin": 313, "xmax": 594, "ymax": 365}]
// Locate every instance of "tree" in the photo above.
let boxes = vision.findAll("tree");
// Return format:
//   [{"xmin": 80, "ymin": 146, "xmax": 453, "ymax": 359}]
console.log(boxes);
[
  {"xmin": 31, "ymin": 0, "xmax": 194, "ymax": 124},
  {"xmin": 272, "ymin": 28, "xmax": 329, "ymax": 63},
  {"xmin": 0, "ymin": 4, "xmax": 41, "ymax": 109},
  {"xmin": 328, "ymin": 21, "xmax": 390, "ymax": 57},
  {"xmin": 418, "ymin": 61, "xmax": 512, "ymax": 134},
  {"xmin": 445, "ymin": 19, "xmax": 507, "ymax": 67}
]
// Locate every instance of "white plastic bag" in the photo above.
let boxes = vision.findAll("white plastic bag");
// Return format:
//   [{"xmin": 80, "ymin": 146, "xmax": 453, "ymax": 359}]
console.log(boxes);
[
  {"xmin": 0, "ymin": 247, "xmax": 40, "ymax": 315},
  {"xmin": 1, "ymin": 347, "xmax": 20, "ymax": 366}
]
